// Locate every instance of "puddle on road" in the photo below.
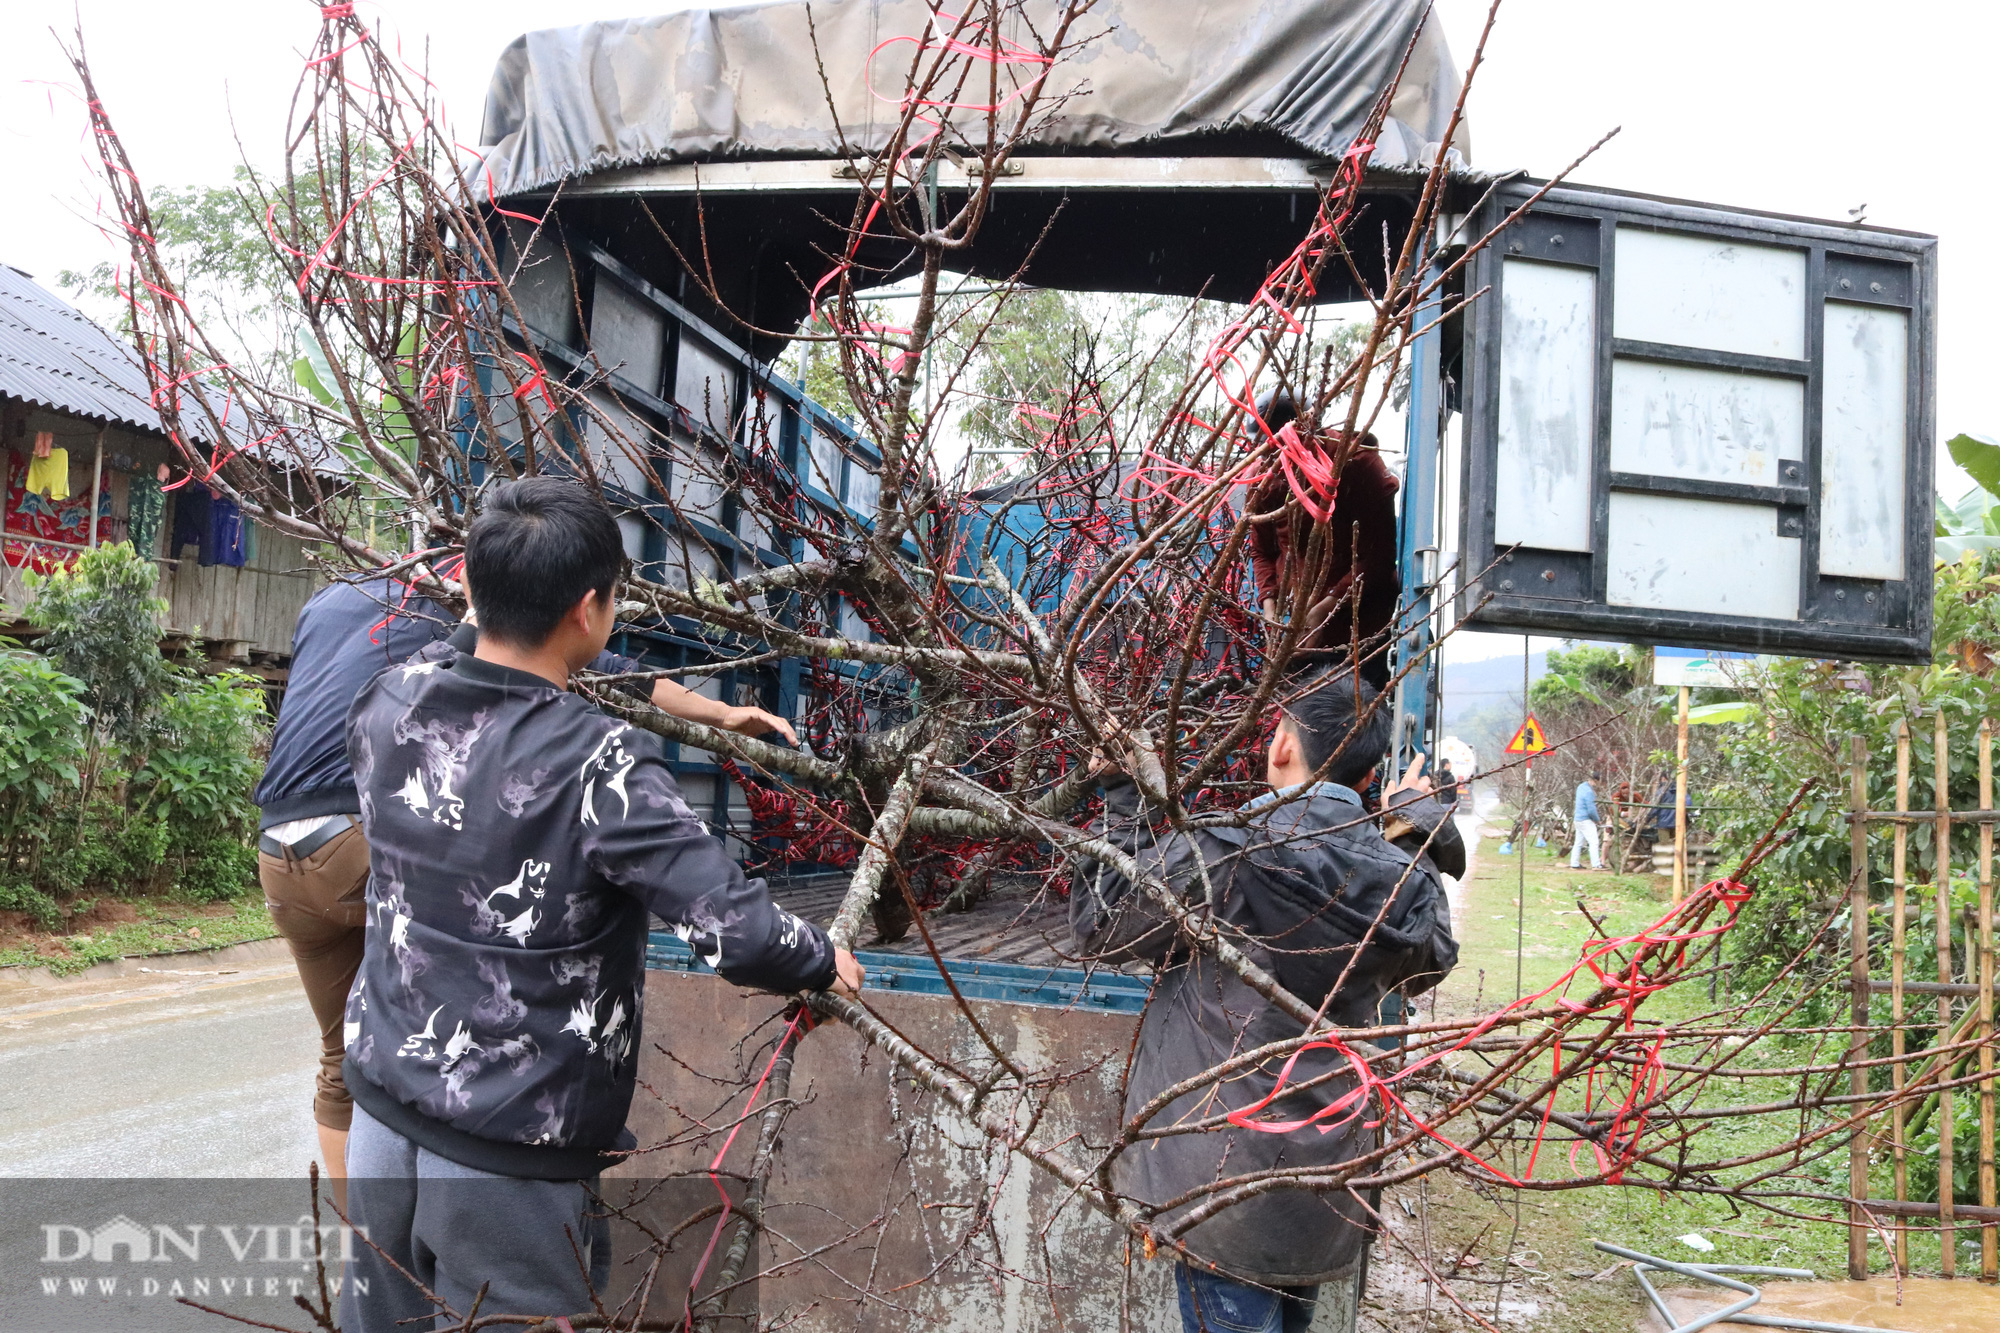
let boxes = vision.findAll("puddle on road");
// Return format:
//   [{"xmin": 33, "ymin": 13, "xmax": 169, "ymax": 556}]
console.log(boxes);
[{"xmin": 1653, "ymin": 1278, "xmax": 2000, "ymax": 1332}]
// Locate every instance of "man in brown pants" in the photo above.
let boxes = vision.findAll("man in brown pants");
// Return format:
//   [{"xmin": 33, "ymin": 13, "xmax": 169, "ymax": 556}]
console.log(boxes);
[{"xmin": 258, "ymin": 576, "xmax": 795, "ymax": 1185}]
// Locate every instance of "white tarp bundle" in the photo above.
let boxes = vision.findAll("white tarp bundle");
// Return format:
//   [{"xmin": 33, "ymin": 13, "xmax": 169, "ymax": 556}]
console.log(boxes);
[{"xmin": 477, "ymin": 0, "xmax": 1469, "ymax": 198}]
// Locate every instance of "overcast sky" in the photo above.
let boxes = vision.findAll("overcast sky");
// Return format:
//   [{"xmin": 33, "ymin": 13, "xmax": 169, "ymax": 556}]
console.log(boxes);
[{"xmin": 1, "ymin": 1, "xmax": 1984, "ymax": 666}]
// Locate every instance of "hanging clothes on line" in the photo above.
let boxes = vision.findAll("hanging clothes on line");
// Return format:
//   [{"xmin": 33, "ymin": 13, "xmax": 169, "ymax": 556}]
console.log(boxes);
[
  {"xmin": 170, "ymin": 480, "xmax": 212, "ymax": 560},
  {"xmin": 168, "ymin": 480, "xmax": 247, "ymax": 568},
  {"xmin": 207, "ymin": 493, "xmax": 247, "ymax": 568},
  {"xmin": 25, "ymin": 431, "xmax": 70, "ymax": 500},
  {"xmin": 5, "ymin": 450, "xmax": 95, "ymax": 572},
  {"xmin": 127, "ymin": 474, "xmax": 164, "ymax": 557}
]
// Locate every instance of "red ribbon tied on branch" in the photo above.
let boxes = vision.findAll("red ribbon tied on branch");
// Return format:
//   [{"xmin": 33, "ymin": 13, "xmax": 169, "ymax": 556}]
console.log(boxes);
[{"xmin": 1223, "ymin": 877, "xmax": 1756, "ymax": 1188}]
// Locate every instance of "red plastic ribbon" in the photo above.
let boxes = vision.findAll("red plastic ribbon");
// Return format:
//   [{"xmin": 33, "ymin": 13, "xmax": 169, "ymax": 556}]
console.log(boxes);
[
  {"xmin": 1221, "ymin": 877, "xmax": 1756, "ymax": 1187},
  {"xmin": 681, "ymin": 1009, "xmax": 807, "ymax": 1329}
]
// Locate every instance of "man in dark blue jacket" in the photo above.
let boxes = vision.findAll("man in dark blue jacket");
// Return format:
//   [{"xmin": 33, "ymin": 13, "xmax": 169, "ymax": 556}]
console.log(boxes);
[
  {"xmin": 339, "ymin": 479, "xmax": 860, "ymax": 1329},
  {"xmin": 1071, "ymin": 672, "xmax": 1459, "ymax": 1333},
  {"xmin": 259, "ymin": 572, "xmax": 793, "ymax": 1191}
]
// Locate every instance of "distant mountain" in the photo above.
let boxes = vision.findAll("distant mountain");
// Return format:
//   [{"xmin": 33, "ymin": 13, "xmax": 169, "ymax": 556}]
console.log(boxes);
[
  {"xmin": 1432, "ymin": 650, "xmax": 1548, "ymax": 772},
  {"xmin": 1432, "ymin": 640, "xmax": 1630, "ymax": 766},
  {"xmin": 1438, "ymin": 651, "xmax": 1546, "ymax": 732}
]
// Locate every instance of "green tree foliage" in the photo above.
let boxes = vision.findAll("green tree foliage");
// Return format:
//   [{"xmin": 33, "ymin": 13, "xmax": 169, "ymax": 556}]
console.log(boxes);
[
  {"xmin": 23, "ymin": 543, "xmax": 176, "ymax": 755},
  {"xmin": 1949, "ymin": 432, "xmax": 2000, "ymax": 498},
  {"xmin": 1528, "ymin": 643, "xmax": 1642, "ymax": 713},
  {"xmin": 0, "ymin": 651, "xmax": 88, "ymax": 809},
  {"xmin": 945, "ymin": 292, "xmax": 1401, "ymax": 463},
  {"xmin": 133, "ymin": 671, "xmax": 265, "ymax": 835},
  {"xmin": 0, "ymin": 550, "xmax": 268, "ymax": 923},
  {"xmin": 57, "ymin": 150, "xmax": 402, "ymax": 459},
  {"xmin": 1508, "ymin": 641, "xmax": 1691, "ymax": 867},
  {"xmin": 1708, "ymin": 451, "xmax": 2000, "ymax": 1204},
  {"xmin": 0, "ymin": 651, "xmax": 90, "ymax": 924},
  {"xmin": 951, "ymin": 291, "xmax": 1205, "ymax": 459},
  {"xmin": 1707, "ymin": 565, "xmax": 1994, "ymax": 1210},
  {"xmin": 59, "ymin": 166, "xmax": 296, "ymax": 383},
  {"xmin": 1453, "ymin": 698, "xmax": 1526, "ymax": 773},
  {"xmin": 1709, "ymin": 557, "xmax": 2000, "ymax": 991},
  {"xmin": 1935, "ymin": 433, "xmax": 2000, "ymax": 561},
  {"xmin": 786, "ymin": 306, "xmax": 893, "ymax": 427},
  {"xmin": 784, "ymin": 291, "xmax": 1395, "ymax": 487}
]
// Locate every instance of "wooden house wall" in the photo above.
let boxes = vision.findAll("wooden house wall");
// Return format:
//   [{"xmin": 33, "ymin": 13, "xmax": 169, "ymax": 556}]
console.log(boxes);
[
  {"xmin": 157, "ymin": 524, "xmax": 320, "ymax": 657},
  {"xmin": 1, "ymin": 399, "xmax": 320, "ymax": 659}
]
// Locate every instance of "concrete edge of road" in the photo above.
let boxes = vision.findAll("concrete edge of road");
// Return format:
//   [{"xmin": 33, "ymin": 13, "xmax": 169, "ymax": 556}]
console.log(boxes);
[{"xmin": 0, "ymin": 937, "xmax": 293, "ymax": 995}]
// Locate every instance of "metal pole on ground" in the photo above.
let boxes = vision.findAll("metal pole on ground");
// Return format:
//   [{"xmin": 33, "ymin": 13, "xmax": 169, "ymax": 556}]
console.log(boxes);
[
  {"xmin": 1980, "ymin": 717, "xmax": 1998, "ymax": 1280},
  {"xmin": 1594, "ymin": 1241, "xmax": 1919, "ymax": 1333},
  {"xmin": 1516, "ymin": 636, "xmax": 1529, "ymax": 1001},
  {"xmin": 1936, "ymin": 708, "xmax": 1957, "ymax": 1276}
]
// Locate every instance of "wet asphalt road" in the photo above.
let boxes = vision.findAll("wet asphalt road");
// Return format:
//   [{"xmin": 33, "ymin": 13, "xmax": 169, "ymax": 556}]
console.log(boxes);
[{"xmin": 0, "ymin": 949, "xmax": 323, "ymax": 1177}]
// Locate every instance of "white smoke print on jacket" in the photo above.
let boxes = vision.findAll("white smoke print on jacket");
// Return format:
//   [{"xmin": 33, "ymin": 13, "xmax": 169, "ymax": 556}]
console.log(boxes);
[
  {"xmin": 558, "ymin": 987, "xmax": 633, "ymax": 1065},
  {"xmin": 440, "ymin": 1033, "xmax": 540, "ymax": 1116},
  {"xmin": 526, "ymin": 1088, "xmax": 576, "ymax": 1147},
  {"xmin": 392, "ymin": 696, "xmax": 493, "ymax": 832},
  {"xmin": 463, "ymin": 884, "xmax": 540, "ymax": 948},
  {"xmin": 372, "ymin": 870, "xmax": 429, "ymax": 989},
  {"xmin": 579, "ymin": 725, "xmax": 636, "ymax": 826},
  {"xmin": 473, "ymin": 956, "xmax": 529, "ymax": 1027},
  {"xmin": 462, "ymin": 858, "xmax": 551, "ymax": 948},
  {"xmin": 344, "ymin": 647, "xmax": 835, "ymax": 1159},
  {"xmin": 498, "ymin": 767, "xmax": 553, "ymax": 817},
  {"xmin": 397, "ymin": 1003, "xmax": 445, "ymax": 1059},
  {"xmin": 350, "ymin": 730, "xmax": 378, "ymax": 828},
  {"xmin": 668, "ymin": 898, "xmax": 750, "ymax": 971},
  {"xmin": 552, "ymin": 952, "xmax": 602, "ymax": 992},
  {"xmin": 489, "ymin": 858, "xmax": 551, "ymax": 904},
  {"xmin": 385, "ymin": 958, "xmax": 550, "ymax": 1119},
  {"xmin": 343, "ymin": 976, "xmax": 369, "ymax": 1061}
]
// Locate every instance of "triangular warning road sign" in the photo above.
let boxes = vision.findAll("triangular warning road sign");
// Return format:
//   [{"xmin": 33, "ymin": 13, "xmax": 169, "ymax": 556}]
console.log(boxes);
[{"xmin": 1504, "ymin": 714, "xmax": 1550, "ymax": 755}]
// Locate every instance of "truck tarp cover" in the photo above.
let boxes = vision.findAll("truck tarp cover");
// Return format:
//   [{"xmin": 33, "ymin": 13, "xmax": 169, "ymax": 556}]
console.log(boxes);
[{"xmin": 477, "ymin": 0, "xmax": 1468, "ymax": 198}]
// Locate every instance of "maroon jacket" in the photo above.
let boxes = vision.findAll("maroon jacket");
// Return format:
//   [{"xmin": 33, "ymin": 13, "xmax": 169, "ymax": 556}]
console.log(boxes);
[{"xmin": 1248, "ymin": 433, "xmax": 1401, "ymax": 676}]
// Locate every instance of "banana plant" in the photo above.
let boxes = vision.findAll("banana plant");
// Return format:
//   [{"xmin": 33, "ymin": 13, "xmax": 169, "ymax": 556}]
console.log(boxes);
[
  {"xmin": 1937, "ymin": 432, "xmax": 2000, "ymax": 562},
  {"xmin": 293, "ymin": 326, "xmax": 421, "ymax": 546}
]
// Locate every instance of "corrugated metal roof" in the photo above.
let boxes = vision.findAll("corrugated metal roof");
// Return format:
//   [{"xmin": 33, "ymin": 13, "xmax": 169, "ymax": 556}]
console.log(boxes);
[{"xmin": 0, "ymin": 264, "xmax": 168, "ymax": 434}]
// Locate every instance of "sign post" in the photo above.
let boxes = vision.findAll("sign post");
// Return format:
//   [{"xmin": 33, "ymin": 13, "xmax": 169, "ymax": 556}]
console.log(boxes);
[
  {"xmin": 1459, "ymin": 180, "xmax": 1936, "ymax": 666},
  {"xmin": 1651, "ymin": 650, "xmax": 1755, "ymax": 902},
  {"xmin": 1674, "ymin": 685, "xmax": 1690, "ymax": 905},
  {"xmin": 1506, "ymin": 645, "xmax": 1545, "ymax": 999},
  {"xmin": 1504, "ymin": 713, "xmax": 1550, "ymax": 763}
]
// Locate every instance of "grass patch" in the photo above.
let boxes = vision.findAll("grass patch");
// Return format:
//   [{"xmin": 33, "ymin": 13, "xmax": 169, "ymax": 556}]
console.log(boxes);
[
  {"xmin": 1378, "ymin": 826, "xmax": 1884, "ymax": 1329},
  {"xmin": 0, "ymin": 896, "xmax": 276, "ymax": 976}
]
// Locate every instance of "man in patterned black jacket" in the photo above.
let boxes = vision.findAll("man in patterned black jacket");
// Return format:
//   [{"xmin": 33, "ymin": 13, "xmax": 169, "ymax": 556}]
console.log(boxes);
[{"xmin": 339, "ymin": 478, "xmax": 861, "ymax": 1329}]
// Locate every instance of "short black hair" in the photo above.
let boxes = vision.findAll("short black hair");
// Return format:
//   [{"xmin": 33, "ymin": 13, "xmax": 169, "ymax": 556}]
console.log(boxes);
[
  {"xmin": 464, "ymin": 477, "xmax": 624, "ymax": 647},
  {"xmin": 1280, "ymin": 670, "xmax": 1391, "ymax": 788}
]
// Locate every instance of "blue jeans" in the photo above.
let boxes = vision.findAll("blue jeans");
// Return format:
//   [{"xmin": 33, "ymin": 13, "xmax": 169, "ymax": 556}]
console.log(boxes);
[{"xmin": 1176, "ymin": 1264, "xmax": 1319, "ymax": 1333}]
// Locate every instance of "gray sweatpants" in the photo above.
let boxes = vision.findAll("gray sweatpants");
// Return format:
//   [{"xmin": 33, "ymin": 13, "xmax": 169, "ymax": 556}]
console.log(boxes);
[{"xmin": 341, "ymin": 1105, "xmax": 612, "ymax": 1332}]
